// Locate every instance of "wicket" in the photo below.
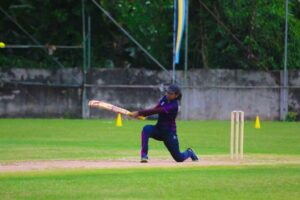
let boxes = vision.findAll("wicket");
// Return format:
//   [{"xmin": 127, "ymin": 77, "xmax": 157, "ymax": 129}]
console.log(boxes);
[{"xmin": 230, "ymin": 111, "xmax": 244, "ymax": 160}]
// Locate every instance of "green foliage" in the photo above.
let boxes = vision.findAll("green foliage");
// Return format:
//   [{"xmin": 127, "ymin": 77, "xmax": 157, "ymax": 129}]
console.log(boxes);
[
  {"xmin": 0, "ymin": 0, "xmax": 300, "ymax": 70},
  {"xmin": 286, "ymin": 111, "xmax": 298, "ymax": 121},
  {"xmin": 0, "ymin": 54, "xmax": 49, "ymax": 69},
  {"xmin": 0, "ymin": 0, "xmax": 83, "ymax": 69},
  {"xmin": 189, "ymin": 0, "xmax": 300, "ymax": 70},
  {"xmin": 102, "ymin": 0, "xmax": 173, "ymax": 69}
]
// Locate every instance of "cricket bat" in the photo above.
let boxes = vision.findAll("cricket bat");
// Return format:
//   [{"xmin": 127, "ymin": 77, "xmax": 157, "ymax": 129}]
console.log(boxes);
[{"xmin": 88, "ymin": 100, "xmax": 145, "ymax": 120}]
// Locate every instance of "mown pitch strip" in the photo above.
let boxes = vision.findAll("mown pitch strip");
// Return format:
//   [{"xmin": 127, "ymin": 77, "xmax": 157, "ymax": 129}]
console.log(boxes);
[{"xmin": 1, "ymin": 155, "xmax": 299, "ymax": 172}]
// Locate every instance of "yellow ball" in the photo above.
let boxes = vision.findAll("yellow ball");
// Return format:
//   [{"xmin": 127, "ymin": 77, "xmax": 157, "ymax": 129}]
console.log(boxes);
[{"xmin": 0, "ymin": 42, "xmax": 6, "ymax": 48}]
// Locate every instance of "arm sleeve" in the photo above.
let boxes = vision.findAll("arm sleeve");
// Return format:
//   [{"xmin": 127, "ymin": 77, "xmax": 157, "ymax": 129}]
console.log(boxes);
[
  {"xmin": 153, "ymin": 103, "xmax": 160, "ymax": 109},
  {"xmin": 138, "ymin": 97, "xmax": 178, "ymax": 117},
  {"xmin": 138, "ymin": 102, "xmax": 177, "ymax": 117},
  {"xmin": 138, "ymin": 107, "xmax": 165, "ymax": 117}
]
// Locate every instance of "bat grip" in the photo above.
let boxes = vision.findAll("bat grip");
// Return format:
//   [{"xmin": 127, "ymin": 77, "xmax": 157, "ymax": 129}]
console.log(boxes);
[
  {"xmin": 137, "ymin": 116, "xmax": 146, "ymax": 120},
  {"xmin": 128, "ymin": 112, "xmax": 145, "ymax": 120}
]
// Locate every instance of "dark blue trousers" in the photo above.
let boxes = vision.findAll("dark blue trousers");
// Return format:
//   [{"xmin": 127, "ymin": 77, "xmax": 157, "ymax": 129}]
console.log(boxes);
[{"xmin": 141, "ymin": 125, "xmax": 191, "ymax": 162}]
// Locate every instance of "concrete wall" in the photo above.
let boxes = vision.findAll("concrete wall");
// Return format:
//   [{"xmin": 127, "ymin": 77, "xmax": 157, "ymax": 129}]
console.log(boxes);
[
  {"xmin": 181, "ymin": 70, "xmax": 281, "ymax": 120},
  {"xmin": 0, "ymin": 68, "xmax": 299, "ymax": 120},
  {"xmin": 0, "ymin": 68, "xmax": 82, "ymax": 118}
]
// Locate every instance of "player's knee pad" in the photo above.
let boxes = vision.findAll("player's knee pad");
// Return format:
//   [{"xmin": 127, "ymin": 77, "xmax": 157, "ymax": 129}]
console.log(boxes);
[{"xmin": 142, "ymin": 125, "xmax": 153, "ymax": 134}]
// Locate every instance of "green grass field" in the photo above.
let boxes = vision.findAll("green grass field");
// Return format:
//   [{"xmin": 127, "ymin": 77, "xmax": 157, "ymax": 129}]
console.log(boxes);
[
  {"xmin": 0, "ymin": 119, "xmax": 299, "ymax": 199},
  {"xmin": 0, "ymin": 165, "xmax": 299, "ymax": 200}
]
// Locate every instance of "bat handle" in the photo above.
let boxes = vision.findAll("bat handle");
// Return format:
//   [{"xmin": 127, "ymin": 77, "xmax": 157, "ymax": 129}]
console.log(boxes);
[
  {"xmin": 137, "ymin": 116, "xmax": 146, "ymax": 120},
  {"xmin": 128, "ymin": 113, "xmax": 146, "ymax": 120}
]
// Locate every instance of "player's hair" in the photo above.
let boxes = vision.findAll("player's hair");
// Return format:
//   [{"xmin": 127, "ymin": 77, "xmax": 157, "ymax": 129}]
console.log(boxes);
[{"xmin": 176, "ymin": 92, "xmax": 182, "ymax": 101}]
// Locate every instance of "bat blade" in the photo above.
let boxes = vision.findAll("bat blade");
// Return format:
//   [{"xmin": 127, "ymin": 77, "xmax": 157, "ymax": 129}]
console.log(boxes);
[
  {"xmin": 88, "ymin": 100, "xmax": 145, "ymax": 120},
  {"xmin": 88, "ymin": 100, "xmax": 129, "ymax": 115}
]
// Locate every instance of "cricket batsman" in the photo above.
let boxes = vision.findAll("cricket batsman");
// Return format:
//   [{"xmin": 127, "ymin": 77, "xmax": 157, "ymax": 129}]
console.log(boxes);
[{"xmin": 131, "ymin": 84, "xmax": 199, "ymax": 163}]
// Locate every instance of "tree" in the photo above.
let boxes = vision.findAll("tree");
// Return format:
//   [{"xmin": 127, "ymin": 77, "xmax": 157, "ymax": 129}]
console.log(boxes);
[{"xmin": 0, "ymin": 0, "xmax": 300, "ymax": 70}]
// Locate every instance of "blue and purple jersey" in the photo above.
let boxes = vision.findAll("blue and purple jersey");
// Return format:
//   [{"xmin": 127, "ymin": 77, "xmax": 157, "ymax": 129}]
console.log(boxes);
[{"xmin": 138, "ymin": 96, "xmax": 178, "ymax": 132}]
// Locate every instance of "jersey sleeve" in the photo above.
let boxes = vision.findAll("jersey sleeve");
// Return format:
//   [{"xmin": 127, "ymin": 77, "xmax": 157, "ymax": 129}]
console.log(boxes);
[
  {"xmin": 138, "ymin": 107, "xmax": 165, "ymax": 117},
  {"xmin": 138, "ymin": 96, "xmax": 178, "ymax": 117},
  {"xmin": 138, "ymin": 97, "xmax": 164, "ymax": 116}
]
